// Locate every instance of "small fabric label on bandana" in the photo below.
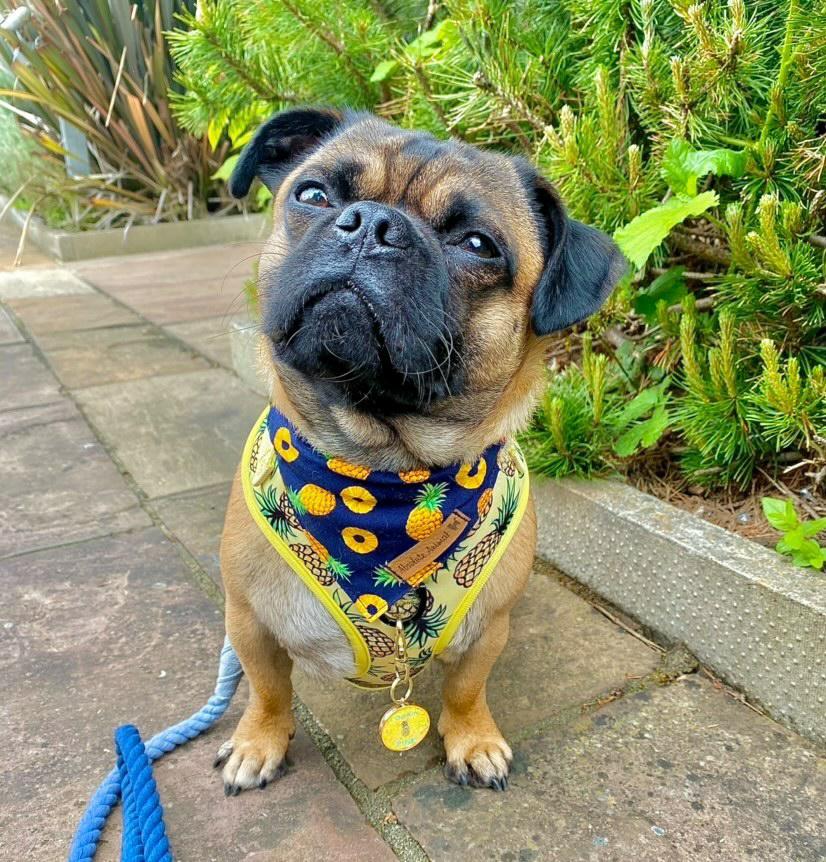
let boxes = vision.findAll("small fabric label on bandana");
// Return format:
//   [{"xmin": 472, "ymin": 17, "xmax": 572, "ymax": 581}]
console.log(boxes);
[{"xmin": 386, "ymin": 510, "xmax": 470, "ymax": 584}]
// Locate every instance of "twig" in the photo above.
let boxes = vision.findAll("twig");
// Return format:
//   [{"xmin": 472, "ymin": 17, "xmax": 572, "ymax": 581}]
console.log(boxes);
[
  {"xmin": 669, "ymin": 232, "xmax": 732, "ymax": 266},
  {"xmin": 807, "ymin": 234, "xmax": 826, "ymax": 249},
  {"xmin": 651, "ymin": 267, "xmax": 717, "ymax": 281},
  {"xmin": 423, "ymin": 0, "xmax": 440, "ymax": 30},
  {"xmin": 0, "ymin": 180, "xmax": 30, "ymax": 222},
  {"xmin": 589, "ymin": 603, "xmax": 665, "ymax": 654},
  {"xmin": 13, "ymin": 198, "xmax": 42, "ymax": 267},
  {"xmin": 758, "ymin": 466, "xmax": 819, "ymax": 519},
  {"xmin": 105, "ymin": 47, "xmax": 127, "ymax": 128}
]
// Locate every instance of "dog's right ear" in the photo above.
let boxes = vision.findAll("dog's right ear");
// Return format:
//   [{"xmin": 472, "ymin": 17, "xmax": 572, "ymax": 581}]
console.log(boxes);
[{"xmin": 229, "ymin": 107, "xmax": 345, "ymax": 199}]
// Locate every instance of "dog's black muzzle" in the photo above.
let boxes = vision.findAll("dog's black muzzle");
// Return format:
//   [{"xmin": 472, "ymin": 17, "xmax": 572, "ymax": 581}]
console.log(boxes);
[{"xmin": 264, "ymin": 202, "xmax": 462, "ymax": 412}]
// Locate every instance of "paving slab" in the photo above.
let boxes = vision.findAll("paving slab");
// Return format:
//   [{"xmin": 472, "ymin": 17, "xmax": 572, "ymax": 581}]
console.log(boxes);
[
  {"xmin": 167, "ymin": 316, "xmax": 236, "ymax": 367},
  {"xmin": 1, "ymin": 527, "xmax": 394, "ymax": 862},
  {"xmin": 0, "ymin": 305, "xmax": 23, "ymax": 344},
  {"xmin": 37, "ymin": 324, "xmax": 210, "ymax": 389},
  {"xmin": 153, "ymin": 483, "xmax": 232, "ymax": 589},
  {"xmin": 0, "ymin": 399, "xmax": 150, "ymax": 558},
  {"xmin": 74, "ymin": 368, "xmax": 264, "ymax": 498},
  {"xmin": 394, "ymin": 677, "xmax": 826, "ymax": 862},
  {"xmin": 6, "ymin": 292, "xmax": 141, "ymax": 336},
  {"xmin": 0, "ymin": 342, "xmax": 63, "ymax": 411},
  {"xmin": 74, "ymin": 243, "xmax": 258, "ymax": 325},
  {"xmin": 295, "ymin": 569, "xmax": 660, "ymax": 789},
  {"xmin": 0, "ymin": 267, "xmax": 93, "ymax": 299}
]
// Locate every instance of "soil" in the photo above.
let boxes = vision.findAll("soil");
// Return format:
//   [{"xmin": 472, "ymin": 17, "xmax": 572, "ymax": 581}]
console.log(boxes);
[{"xmin": 626, "ymin": 457, "xmax": 826, "ymax": 548}]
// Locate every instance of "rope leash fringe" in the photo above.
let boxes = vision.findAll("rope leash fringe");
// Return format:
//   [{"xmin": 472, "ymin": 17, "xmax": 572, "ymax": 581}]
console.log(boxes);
[{"xmin": 68, "ymin": 638, "xmax": 243, "ymax": 862}]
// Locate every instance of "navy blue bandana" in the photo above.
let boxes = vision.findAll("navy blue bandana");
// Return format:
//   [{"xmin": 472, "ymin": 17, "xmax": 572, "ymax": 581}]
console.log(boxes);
[{"xmin": 263, "ymin": 406, "xmax": 512, "ymax": 609}]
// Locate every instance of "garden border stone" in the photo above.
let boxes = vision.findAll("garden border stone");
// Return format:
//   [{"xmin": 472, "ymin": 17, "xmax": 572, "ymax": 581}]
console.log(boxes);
[
  {"xmin": 230, "ymin": 314, "xmax": 826, "ymax": 747},
  {"xmin": 1, "ymin": 197, "xmax": 268, "ymax": 261},
  {"xmin": 532, "ymin": 477, "xmax": 826, "ymax": 746}
]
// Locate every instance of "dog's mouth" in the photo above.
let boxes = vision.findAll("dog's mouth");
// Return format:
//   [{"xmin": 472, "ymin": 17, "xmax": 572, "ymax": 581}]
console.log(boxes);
[{"xmin": 273, "ymin": 279, "xmax": 461, "ymax": 411}]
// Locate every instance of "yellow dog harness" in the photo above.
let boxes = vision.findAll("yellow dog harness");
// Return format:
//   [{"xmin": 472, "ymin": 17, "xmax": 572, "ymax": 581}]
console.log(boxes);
[{"xmin": 242, "ymin": 406, "xmax": 529, "ymax": 689}]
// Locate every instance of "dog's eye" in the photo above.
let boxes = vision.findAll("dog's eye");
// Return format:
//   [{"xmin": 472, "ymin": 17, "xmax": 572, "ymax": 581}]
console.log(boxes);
[
  {"xmin": 459, "ymin": 233, "xmax": 498, "ymax": 258},
  {"xmin": 296, "ymin": 185, "xmax": 330, "ymax": 207}
]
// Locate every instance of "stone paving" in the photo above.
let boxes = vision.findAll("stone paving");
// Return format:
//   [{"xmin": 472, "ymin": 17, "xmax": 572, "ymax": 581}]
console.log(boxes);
[{"xmin": 1, "ymin": 239, "xmax": 825, "ymax": 862}]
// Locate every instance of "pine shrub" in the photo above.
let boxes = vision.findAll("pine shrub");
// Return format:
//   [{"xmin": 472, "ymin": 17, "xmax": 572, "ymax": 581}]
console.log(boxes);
[{"xmin": 171, "ymin": 0, "xmax": 826, "ymax": 491}]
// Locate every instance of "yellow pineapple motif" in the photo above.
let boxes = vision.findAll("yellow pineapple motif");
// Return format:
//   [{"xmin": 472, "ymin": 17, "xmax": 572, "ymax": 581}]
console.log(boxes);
[
  {"xmin": 477, "ymin": 487, "xmax": 494, "ymax": 519},
  {"xmin": 406, "ymin": 482, "xmax": 447, "ymax": 540},
  {"xmin": 341, "ymin": 485, "xmax": 377, "ymax": 514},
  {"xmin": 298, "ymin": 483, "xmax": 336, "ymax": 516},
  {"xmin": 274, "ymin": 427, "xmax": 299, "ymax": 462},
  {"xmin": 327, "ymin": 457, "xmax": 371, "ymax": 480},
  {"xmin": 398, "ymin": 468, "xmax": 430, "ymax": 483},
  {"xmin": 342, "ymin": 526, "xmax": 379, "ymax": 554},
  {"xmin": 307, "ymin": 534, "xmax": 329, "ymax": 562},
  {"xmin": 455, "ymin": 457, "xmax": 486, "ymax": 489}
]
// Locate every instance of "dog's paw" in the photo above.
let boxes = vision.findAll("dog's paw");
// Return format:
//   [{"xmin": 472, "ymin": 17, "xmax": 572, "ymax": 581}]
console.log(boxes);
[
  {"xmin": 442, "ymin": 731, "xmax": 513, "ymax": 791},
  {"xmin": 214, "ymin": 715, "xmax": 294, "ymax": 795}
]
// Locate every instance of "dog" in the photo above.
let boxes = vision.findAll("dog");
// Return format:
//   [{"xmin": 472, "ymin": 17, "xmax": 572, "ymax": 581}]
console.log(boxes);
[{"xmin": 216, "ymin": 107, "xmax": 625, "ymax": 794}]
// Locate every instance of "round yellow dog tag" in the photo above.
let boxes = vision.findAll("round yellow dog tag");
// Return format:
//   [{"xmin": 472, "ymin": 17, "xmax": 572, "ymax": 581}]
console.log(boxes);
[{"xmin": 379, "ymin": 703, "xmax": 430, "ymax": 751}]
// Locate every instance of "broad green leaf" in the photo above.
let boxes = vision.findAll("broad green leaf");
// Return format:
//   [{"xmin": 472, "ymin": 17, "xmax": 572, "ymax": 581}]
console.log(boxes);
[
  {"xmin": 211, "ymin": 153, "xmax": 239, "ymax": 181},
  {"xmin": 640, "ymin": 405, "xmax": 670, "ymax": 447},
  {"xmin": 613, "ymin": 406, "xmax": 670, "ymax": 457},
  {"xmin": 615, "ymin": 384, "xmax": 668, "ymax": 429},
  {"xmin": 661, "ymin": 139, "xmax": 748, "ymax": 196},
  {"xmin": 782, "ymin": 527, "xmax": 805, "ymax": 551},
  {"xmin": 761, "ymin": 497, "xmax": 799, "ymax": 532},
  {"xmin": 371, "ymin": 59, "xmax": 398, "ymax": 83},
  {"xmin": 800, "ymin": 517, "xmax": 826, "ymax": 538},
  {"xmin": 614, "ymin": 192, "xmax": 718, "ymax": 269},
  {"xmin": 791, "ymin": 539, "xmax": 825, "ymax": 569},
  {"xmin": 633, "ymin": 266, "xmax": 687, "ymax": 321}
]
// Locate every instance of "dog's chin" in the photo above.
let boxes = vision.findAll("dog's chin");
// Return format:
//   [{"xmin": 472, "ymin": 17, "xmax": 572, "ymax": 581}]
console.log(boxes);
[{"xmin": 273, "ymin": 288, "xmax": 456, "ymax": 413}]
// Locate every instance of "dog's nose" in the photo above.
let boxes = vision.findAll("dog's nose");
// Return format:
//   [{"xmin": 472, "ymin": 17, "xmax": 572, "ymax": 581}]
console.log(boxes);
[{"xmin": 334, "ymin": 202, "xmax": 412, "ymax": 251}]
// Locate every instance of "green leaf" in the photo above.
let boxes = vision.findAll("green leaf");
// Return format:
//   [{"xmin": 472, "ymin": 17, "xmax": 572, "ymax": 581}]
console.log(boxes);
[
  {"xmin": 370, "ymin": 59, "xmax": 398, "ymax": 83},
  {"xmin": 782, "ymin": 527, "xmax": 806, "ymax": 551},
  {"xmin": 256, "ymin": 185, "xmax": 272, "ymax": 208},
  {"xmin": 211, "ymin": 153, "xmax": 239, "ymax": 181},
  {"xmin": 761, "ymin": 497, "xmax": 799, "ymax": 532},
  {"xmin": 633, "ymin": 266, "xmax": 687, "ymax": 321},
  {"xmin": 640, "ymin": 405, "xmax": 670, "ymax": 447},
  {"xmin": 790, "ymin": 539, "xmax": 826, "ymax": 569},
  {"xmin": 615, "ymin": 383, "xmax": 668, "ymax": 429},
  {"xmin": 661, "ymin": 139, "xmax": 748, "ymax": 196},
  {"xmin": 614, "ymin": 406, "xmax": 670, "ymax": 456},
  {"xmin": 800, "ymin": 517, "xmax": 826, "ymax": 538},
  {"xmin": 613, "ymin": 192, "xmax": 719, "ymax": 269}
]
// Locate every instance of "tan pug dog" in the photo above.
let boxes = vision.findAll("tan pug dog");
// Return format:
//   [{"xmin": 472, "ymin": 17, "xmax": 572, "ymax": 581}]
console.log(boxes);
[{"xmin": 217, "ymin": 108, "xmax": 625, "ymax": 794}]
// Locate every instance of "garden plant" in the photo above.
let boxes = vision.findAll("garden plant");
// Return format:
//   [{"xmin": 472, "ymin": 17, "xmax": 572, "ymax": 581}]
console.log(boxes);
[
  {"xmin": 172, "ymin": 0, "xmax": 825, "ymax": 528},
  {"xmin": 0, "ymin": 0, "xmax": 230, "ymax": 231}
]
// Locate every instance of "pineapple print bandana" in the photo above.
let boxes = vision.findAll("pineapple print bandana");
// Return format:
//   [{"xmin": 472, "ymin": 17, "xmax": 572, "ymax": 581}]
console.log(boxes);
[{"xmin": 242, "ymin": 406, "xmax": 529, "ymax": 688}]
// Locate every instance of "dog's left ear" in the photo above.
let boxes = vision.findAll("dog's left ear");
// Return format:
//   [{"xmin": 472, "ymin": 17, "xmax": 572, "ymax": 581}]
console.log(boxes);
[
  {"xmin": 229, "ymin": 107, "xmax": 345, "ymax": 199},
  {"xmin": 522, "ymin": 169, "xmax": 627, "ymax": 335}
]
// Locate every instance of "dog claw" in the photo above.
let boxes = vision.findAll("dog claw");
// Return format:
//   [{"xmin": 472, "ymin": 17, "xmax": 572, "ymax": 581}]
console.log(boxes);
[{"xmin": 259, "ymin": 779, "xmax": 268, "ymax": 790}]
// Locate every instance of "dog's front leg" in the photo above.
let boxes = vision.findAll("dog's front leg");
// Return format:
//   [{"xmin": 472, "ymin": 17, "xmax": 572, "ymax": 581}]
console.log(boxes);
[
  {"xmin": 438, "ymin": 610, "xmax": 512, "ymax": 790},
  {"xmin": 215, "ymin": 593, "xmax": 296, "ymax": 795}
]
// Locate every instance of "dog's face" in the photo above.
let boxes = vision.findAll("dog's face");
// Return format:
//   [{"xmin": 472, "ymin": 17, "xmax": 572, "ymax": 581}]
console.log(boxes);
[{"xmin": 231, "ymin": 108, "xmax": 624, "ymax": 439}]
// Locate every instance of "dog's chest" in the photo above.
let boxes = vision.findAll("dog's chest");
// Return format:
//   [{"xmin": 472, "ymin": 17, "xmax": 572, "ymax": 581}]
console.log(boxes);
[{"xmin": 248, "ymin": 562, "xmax": 358, "ymax": 679}]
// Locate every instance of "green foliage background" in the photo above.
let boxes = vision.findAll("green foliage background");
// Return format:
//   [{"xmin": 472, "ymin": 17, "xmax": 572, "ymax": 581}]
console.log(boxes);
[{"xmin": 171, "ymin": 0, "xmax": 826, "ymax": 491}]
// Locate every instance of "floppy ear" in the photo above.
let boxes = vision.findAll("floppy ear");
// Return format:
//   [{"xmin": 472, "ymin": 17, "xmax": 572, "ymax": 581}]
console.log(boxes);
[
  {"xmin": 229, "ymin": 107, "xmax": 345, "ymax": 199},
  {"xmin": 526, "ymin": 173, "xmax": 627, "ymax": 335}
]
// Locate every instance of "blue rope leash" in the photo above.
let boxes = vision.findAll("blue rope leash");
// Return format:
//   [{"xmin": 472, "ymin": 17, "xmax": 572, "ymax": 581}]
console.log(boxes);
[{"xmin": 68, "ymin": 637, "xmax": 243, "ymax": 862}]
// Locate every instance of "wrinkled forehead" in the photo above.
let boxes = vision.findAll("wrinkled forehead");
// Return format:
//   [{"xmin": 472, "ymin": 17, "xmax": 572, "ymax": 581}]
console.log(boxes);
[{"xmin": 296, "ymin": 119, "xmax": 544, "ymax": 282}]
